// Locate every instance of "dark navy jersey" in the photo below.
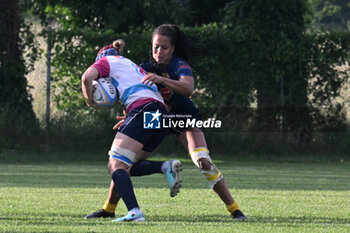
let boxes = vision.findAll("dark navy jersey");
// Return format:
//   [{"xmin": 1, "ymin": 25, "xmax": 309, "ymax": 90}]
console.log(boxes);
[
  {"xmin": 141, "ymin": 56, "xmax": 203, "ymax": 135},
  {"xmin": 140, "ymin": 56, "xmax": 198, "ymax": 113}
]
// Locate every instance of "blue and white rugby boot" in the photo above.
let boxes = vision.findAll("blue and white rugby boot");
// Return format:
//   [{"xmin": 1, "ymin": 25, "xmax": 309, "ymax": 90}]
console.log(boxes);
[
  {"xmin": 112, "ymin": 208, "xmax": 145, "ymax": 222},
  {"xmin": 165, "ymin": 160, "xmax": 182, "ymax": 197}
]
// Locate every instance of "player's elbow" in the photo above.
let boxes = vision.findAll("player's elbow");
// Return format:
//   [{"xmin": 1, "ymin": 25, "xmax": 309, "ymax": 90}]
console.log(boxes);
[
  {"xmin": 183, "ymin": 84, "xmax": 194, "ymax": 97},
  {"xmin": 178, "ymin": 76, "xmax": 194, "ymax": 97},
  {"xmin": 183, "ymin": 88, "xmax": 193, "ymax": 97}
]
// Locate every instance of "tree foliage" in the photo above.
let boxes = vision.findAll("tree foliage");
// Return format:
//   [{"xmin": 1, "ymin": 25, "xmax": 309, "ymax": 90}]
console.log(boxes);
[
  {"xmin": 316, "ymin": 0, "xmax": 350, "ymax": 30},
  {"xmin": 3, "ymin": 0, "xmax": 349, "ymax": 151},
  {"xmin": 39, "ymin": 1, "xmax": 349, "ymax": 129}
]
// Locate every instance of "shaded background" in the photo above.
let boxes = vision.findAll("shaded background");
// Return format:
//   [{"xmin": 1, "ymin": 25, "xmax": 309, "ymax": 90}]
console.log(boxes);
[{"xmin": 1, "ymin": 0, "xmax": 350, "ymax": 156}]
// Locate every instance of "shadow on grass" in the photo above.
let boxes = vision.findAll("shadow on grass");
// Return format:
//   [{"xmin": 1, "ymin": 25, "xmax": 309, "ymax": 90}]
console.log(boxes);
[
  {"xmin": 1, "ymin": 214, "xmax": 349, "ymax": 226},
  {"xmin": 148, "ymin": 214, "xmax": 350, "ymax": 225}
]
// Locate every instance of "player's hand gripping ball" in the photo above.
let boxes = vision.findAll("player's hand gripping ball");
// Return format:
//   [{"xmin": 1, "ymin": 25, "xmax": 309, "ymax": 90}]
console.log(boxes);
[{"xmin": 92, "ymin": 77, "xmax": 118, "ymax": 108}]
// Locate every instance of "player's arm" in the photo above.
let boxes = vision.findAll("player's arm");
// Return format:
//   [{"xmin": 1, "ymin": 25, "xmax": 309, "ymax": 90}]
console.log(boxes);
[
  {"xmin": 81, "ymin": 66, "xmax": 99, "ymax": 107},
  {"xmin": 142, "ymin": 73, "xmax": 194, "ymax": 97}
]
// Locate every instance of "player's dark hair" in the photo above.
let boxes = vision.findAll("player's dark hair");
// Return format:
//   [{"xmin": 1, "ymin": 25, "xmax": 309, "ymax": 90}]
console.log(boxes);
[
  {"xmin": 148, "ymin": 24, "xmax": 205, "ymax": 74},
  {"xmin": 152, "ymin": 24, "xmax": 195, "ymax": 62}
]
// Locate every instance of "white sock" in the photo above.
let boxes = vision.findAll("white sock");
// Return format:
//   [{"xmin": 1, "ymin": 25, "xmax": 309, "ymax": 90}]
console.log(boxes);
[{"xmin": 161, "ymin": 161, "xmax": 170, "ymax": 174}]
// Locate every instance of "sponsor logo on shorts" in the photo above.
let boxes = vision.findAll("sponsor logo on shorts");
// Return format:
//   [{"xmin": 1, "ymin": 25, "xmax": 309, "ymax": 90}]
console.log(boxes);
[{"xmin": 143, "ymin": 110, "xmax": 221, "ymax": 129}]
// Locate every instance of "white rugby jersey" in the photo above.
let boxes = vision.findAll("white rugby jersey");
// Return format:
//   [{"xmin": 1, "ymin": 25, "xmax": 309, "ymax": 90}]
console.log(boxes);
[{"xmin": 91, "ymin": 55, "xmax": 164, "ymax": 107}]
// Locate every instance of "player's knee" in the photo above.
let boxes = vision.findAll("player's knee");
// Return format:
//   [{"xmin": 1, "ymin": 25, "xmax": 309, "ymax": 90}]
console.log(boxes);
[
  {"xmin": 189, "ymin": 147, "xmax": 223, "ymax": 189},
  {"xmin": 109, "ymin": 146, "xmax": 136, "ymax": 163},
  {"xmin": 201, "ymin": 163, "xmax": 223, "ymax": 189},
  {"xmin": 189, "ymin": 147, "xmax": 211, "ymax": 168},
  {"xmin": 199, "ymin": 158, "xmax": 211, "ymax": 170},
  {"xmin": 107, "ymin": 162, "xmax": 112, "ymax": 174}
]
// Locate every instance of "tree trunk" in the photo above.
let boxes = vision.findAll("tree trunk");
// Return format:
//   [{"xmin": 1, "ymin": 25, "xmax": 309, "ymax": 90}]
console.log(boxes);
[{"xmin": 0, "ymin": 0, "xmax": 39, "ymax": 148}]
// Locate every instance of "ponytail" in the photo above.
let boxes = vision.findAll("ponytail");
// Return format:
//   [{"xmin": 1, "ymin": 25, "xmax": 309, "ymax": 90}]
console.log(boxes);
[
  {"xmin": 112, "ymin": 39, "xmax": 125, "ymax": 55},
  {"xmin": 95, "ymin": 39, "xmax": 125, "ymax": 61}
]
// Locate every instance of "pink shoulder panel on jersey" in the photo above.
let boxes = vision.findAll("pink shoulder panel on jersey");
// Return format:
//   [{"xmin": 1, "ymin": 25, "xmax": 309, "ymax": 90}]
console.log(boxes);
[{"xmin": 91, "ymin": 57, "xmax": 110, "ymax": 77}]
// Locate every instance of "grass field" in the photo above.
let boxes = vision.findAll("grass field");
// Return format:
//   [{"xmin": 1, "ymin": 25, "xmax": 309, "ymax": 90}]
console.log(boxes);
[{"xmin": 0, "ymin": 151, "xmax": 349, "ymax": 232}]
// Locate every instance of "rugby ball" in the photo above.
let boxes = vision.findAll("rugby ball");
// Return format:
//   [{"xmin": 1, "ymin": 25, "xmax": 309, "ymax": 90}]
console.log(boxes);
[{"xmin": 92, "ymin": 77, "xmax": 118, "ymax": 108}]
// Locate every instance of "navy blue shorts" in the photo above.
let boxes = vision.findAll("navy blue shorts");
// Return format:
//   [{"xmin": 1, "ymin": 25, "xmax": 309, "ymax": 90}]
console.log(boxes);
[
  {"xmin": 169, "ymin": 106, "xmax": 203, "ymax": 136},
  {"xmin": 118, "ymin": 101, "xmax": 168, "ymax": 152}
]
